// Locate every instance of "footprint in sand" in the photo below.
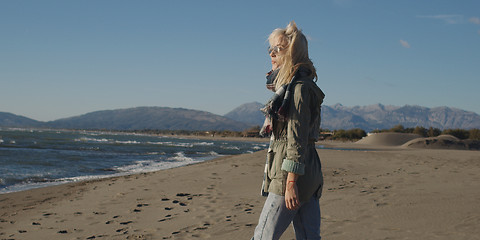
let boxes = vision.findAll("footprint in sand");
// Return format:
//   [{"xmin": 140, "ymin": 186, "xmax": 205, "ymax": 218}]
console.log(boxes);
[
  {"xmin": 233, "ymin": 203, "xmax": 256, "ymax": 215},
  {"xmin": 132, "ymin": 203, "xmax": 149, "ymax": 213},
  {"xmin": 244, "ymin": 208, "xmax": 254, "ymax": 214},
  {"xmin": 158, "ymin": 214, "xmax": 173, "ymax": 222}
]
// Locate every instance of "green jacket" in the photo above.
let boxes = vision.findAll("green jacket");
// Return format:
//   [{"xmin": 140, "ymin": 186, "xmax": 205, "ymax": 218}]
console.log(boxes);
[{"xmin": 263, "ymin": 78, "xmax": 325, "ymax": 203}]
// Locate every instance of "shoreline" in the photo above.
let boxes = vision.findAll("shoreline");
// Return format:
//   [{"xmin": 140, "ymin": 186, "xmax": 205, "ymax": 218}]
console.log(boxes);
[
  {"xmin": 0, "ymin": 137, "xmax": 450, "ymax": 195},
  {"xmin": 0, "ymin": 138, "xmax": 367, "ymax": 196}
]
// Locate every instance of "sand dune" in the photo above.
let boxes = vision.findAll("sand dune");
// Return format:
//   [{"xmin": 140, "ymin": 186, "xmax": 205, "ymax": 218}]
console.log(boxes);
[
  {"xmin": 356, "ymin": 132, "xmax": 422, "ymax": 146},
  {"xmin": 1, "ymin": 141, "xmax": 480, "ymax": 239},
  {"xmin": 403, "ymin": 134, "xmax": 480, "ymax": 150},
  {"xmin": 355, "ymin": 132, "xmax": 480, "ymax": 151}
]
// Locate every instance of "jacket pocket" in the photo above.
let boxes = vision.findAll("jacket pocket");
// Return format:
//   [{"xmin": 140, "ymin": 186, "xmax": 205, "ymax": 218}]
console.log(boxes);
[{"xmin": 266, "ymin": 149, "xmax": 275, "ymax": 179}]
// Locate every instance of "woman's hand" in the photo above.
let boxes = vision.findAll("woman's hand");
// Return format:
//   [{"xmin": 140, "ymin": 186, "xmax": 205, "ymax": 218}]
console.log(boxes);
[
  {"xmin": 285, "ymin": 181, "xmax": 300, "ymax": 210},
  {"xmin": 285, "ymin": 172, "xmax": 300, "ymax": 210}
]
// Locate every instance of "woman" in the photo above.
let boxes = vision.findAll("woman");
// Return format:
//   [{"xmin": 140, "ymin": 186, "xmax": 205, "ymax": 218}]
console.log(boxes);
[{"xmin": 253, "ymin": 21, "xmax": 325, "ymax": 240}]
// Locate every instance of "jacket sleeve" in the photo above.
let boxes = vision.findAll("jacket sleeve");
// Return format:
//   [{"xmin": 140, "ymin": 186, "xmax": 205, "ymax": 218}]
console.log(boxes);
[{"xmin": 281, "ymin": 83, "xmax": 311, "ymax": 175}]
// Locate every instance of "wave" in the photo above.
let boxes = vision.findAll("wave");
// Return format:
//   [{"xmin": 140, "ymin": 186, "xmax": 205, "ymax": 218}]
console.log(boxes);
[
  {"xmin": 0, "ymin": 174, "xmax": 62, "ymax": 194},
  {"xmin": 75, "ymin": 137, "xmax": 143, "ymax": 145},
  {"xmin": 115, "ymin": 154, "xmax": 201, "ymax": 174},
  {"xmin": 253, "ymin": 144, "xmax": 267, "ymax": 150},
  {"xmin": 207, "ymin": 151, "xmax": 220, "ymax": 156},
  {"xmin": 146, "ymin": 141, "xmax": 193, "ymax": 147},
  {"xmin": 74, "ymin": 137, "xmax": 212, "ymax": 148},
  {"xmin": 75, "ymin": 137, "xmax": 110, "ymax": 143},
  {"xmin": 0, "ymin": 139, "xmax": 18, "ymax": 145},
  {"xmin": 113, "ymin": 151, "xmax": 222, "ymax": 175},
  {"xmin": 0, "ymin": 181, "xmax": 64, "ymax": 194},
  {"xmin": 1, "ymin": 127, "xmax": 35, "ymax": 132},
  {"xmin": 145, "ymin": 151, "xmax": 165, "ymax": 155},
  {"xmin": 79, "ymin": 146, "xmax": 101, "ymax": 151},
  {"xmin": 195, "ymin": 142, "xmax": 215, "ymax": 146},
  {"xmin": 115, "ymin": 140, "xmax": 141, "ymax": 144},
  {"xmin": 222, "ymin": 146, "xmax": 240, "ymax": 150},
  {"xmin": 167, "ymin": 152, "xmax": 194, "ymax": 162}
]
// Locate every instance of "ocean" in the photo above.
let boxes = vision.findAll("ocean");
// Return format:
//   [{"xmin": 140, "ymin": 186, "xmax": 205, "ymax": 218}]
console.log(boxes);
[{"xmin": 0, "ymin": 128, "xmax": 268, "ymax": 194}]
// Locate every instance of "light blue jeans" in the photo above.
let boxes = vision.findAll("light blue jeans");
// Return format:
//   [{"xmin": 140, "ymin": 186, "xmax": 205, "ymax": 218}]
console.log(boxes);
[{"xmin": 252, "ymin": 193, "xmax": 321, "ymax": 240}]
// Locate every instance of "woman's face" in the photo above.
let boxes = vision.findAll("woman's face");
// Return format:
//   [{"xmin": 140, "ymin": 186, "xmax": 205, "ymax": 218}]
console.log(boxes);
[{"xmin": 269, "ymin": 36, "xmax": 288, "ymax": 70}]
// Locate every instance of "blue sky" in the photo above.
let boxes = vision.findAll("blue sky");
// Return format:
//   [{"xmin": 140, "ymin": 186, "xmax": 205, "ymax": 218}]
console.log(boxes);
[{"xmin": 1, "ymin": 0, "xmax": 479, "ymax": 121}]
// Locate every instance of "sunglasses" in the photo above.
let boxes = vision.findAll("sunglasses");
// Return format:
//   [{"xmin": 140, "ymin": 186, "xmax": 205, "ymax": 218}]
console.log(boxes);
[{"xmin": 268, "ymin": 46, "xmax": 284, "ymax": 55}]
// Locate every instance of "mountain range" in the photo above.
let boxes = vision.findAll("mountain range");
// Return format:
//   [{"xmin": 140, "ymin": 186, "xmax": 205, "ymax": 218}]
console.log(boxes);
[
  {"xmin": 1, "ymin": 103, "xmax": 480, "ymax": 132},
  {"xmin": 226, "ymin": 102, "xmax": 480, "ymax": 131}
]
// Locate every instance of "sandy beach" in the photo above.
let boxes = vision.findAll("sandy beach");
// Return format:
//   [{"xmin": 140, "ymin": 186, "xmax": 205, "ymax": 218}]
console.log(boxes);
[{"xmin": 1, "ymin": 137, "xmax": 479, "ymax": 240}]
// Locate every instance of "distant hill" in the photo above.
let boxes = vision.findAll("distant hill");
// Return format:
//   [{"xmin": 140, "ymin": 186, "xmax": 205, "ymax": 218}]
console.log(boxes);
[
  {"xmin": 0, "ymin": 107, "xmax": 251, "ymax": 131},
  {"xmin": 45, "ymin": 107, "xmax": 251, "ymax": 131},
  {"xmin": 224, "ymin": 102, "xmax": 265, "ymax": 126},
  {"xmin": 0, "ymin": 112, "xmax": 42, "ymax": 128},
  {"xmin": 225, "ymin": 103, "xmax": 480, "ymax": 131}
]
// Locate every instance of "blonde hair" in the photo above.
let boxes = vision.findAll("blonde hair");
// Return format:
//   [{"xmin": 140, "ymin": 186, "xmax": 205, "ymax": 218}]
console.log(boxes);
[{"xmin": 268, "ymin": 21, "xmax": 317, "ymax": 89}]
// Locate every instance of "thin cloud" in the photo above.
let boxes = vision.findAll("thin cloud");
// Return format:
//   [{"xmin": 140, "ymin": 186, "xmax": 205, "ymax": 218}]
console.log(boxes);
[
  {"xmin": 470, "ymin": 17, "xmax": 480, "ymax": 25},
  {"xmin": 417, "ymin": 14, "xmax": 464, "ymax": 24},
  {"xmin": 399, "ymin": 39, "xmax": 411, "ymax": 49}
]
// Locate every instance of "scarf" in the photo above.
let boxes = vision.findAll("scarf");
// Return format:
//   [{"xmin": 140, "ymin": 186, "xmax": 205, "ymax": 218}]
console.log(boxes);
[{"xmin": 259, "ymin": 69, "xmax": 299, "ymax": 136}]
